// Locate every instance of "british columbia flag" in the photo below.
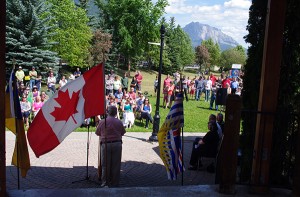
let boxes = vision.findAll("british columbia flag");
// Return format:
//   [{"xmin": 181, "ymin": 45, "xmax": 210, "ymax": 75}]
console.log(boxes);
[{"xmin": 158, "ymin": 93, "xmax": 184, "ymax": 180}]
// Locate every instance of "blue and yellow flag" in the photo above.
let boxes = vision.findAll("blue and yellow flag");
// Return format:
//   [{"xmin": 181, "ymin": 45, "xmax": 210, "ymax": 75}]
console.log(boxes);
[
  {"xmin": 5, "ymin": 71, "xmax": 30, "ymax": 177},
  {"xmin": 158, "ymin": 93, "xmax": 184, "ymax": 180}
]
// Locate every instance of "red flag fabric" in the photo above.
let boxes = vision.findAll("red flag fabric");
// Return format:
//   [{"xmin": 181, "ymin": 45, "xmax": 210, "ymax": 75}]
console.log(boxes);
[{"xmin": 27, "ymin": 64, "xmax": 105, "ymax": 157}]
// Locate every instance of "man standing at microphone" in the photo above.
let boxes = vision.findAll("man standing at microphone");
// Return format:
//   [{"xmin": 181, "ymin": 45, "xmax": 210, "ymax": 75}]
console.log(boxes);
[{"xmin": 96, "ymin": 105, "xmax": 126, "ymax": 187}]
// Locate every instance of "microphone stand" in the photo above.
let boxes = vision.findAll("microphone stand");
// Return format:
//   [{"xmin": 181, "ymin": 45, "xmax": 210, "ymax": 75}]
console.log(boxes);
[{"xmin": 72, "ymin": 119, "xmax": 98, "ymax": 184}]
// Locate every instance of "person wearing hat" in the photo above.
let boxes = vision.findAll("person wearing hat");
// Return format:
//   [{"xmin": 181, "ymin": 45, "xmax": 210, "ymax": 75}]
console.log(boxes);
[
  {"xmin": 15, "ymin": 66, "xmax": 25, "ymax": 87},
  {"xmin": 29, "ymin": 66, "xmax": 37, "ymax": 90}
]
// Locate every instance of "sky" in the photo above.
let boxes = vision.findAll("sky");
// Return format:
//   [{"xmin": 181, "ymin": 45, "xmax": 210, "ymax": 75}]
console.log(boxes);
[{"xmin": 163, "ymin": 0, "xmax": 252, "ymax": 48}]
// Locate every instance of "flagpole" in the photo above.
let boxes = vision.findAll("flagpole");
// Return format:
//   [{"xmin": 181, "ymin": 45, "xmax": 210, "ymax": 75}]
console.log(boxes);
[
  {"xmin": 102, "ymin": 62, "xmax": 108, "ymax": 186},
  {"xmin": 11, "ymin": 62, "xmax": 21, "ymax": 189},
  {"xmin": 180, "ymin": 76, "xmax": 184, "ymax": 186},
  {"xmin": 0, "ymin": 1, "xmax": 7, "ymax": 195}
]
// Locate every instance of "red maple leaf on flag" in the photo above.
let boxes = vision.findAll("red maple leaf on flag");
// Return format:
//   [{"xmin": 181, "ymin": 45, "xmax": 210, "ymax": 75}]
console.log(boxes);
[{"xmin": 50, "ymin": 89, "xmax": 80, "ymax": 124}]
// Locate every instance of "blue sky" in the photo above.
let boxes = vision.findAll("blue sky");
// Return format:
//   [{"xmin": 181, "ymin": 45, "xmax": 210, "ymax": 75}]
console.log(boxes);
[{"xmin": 163, "ymin": 0, "xmax": 251, "ymax": 48}]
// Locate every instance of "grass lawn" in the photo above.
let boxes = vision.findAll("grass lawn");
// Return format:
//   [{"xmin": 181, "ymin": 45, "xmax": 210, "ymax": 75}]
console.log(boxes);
[{"xmin": 76, "ymin": 68, "xmax": 223, "ymax": 133}]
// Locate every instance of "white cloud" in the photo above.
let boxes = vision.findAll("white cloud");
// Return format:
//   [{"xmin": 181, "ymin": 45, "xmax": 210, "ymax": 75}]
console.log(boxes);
[
  {"xmin": 164, "ymin": 0, "xmax": 251, "ymax": 47},
  {"xmin": 224, "ymin": 0, "xmax": 251, "ymax": 9}
]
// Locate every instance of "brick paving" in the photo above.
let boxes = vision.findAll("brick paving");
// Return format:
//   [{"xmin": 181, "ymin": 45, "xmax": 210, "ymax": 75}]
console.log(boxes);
[
  {"xmin": 6, "ymin": 131, "xmax": 215, "ymax": 190},
  {"xmin": 6, "ymin": 131, "xmax": 292, "ymax": 196}
]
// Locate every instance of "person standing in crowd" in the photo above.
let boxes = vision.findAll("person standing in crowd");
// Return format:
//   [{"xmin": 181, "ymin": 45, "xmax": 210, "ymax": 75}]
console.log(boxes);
[
  {"xmin": 230, "ymin": 77, "xmax": 239, "ymax": 94},
  {"xmin": 141, "ymin": 98, "xmax": 153, "ymax": 129},
  {"xmin": 222, "ymin": 76, "xmax": 231, "ymax": 89},
  {"xmin": 74, "ymin": 67, "xmax": 81, "ymax": 78},
  {"xmin": 195, "ymin": 76, "xmax": 204, "ymax": 101},
  {"xmin": 96, "ymin": 105, "xmax": 126, "ymax": 187},
  {"xmin": 189, "ymin": 79, "xmax": 195, "ymax": 99},
  {"xmin": 35, "ymin": 75, "xmax": 42, "ymax": 91},
  {"xmin": 113, "ymin": 76, "xmax": 122, "ymax": 95},
  {"xmin": 105, "ymin": 75, "xmax": 113, "ymax": 95},
  {"xmin": 29, "ymin": 66, "xmax": 37, "ymax": 89},
  {"xmin": 135, "ymin": 70, "xmax": 143, "ymax": 91},
  {"xmin": 182, "ymin": 75, "xmax": 189, "ymax": 101},
  {"xmin": 20, "ymin": 95, "xmax": 31, "ymax": 127},
  {"xmin": 205, "ymin": 76, "xmax": 212, "ymax": 102},
  {"xmin": 121, "ymin": 72, "xmax": 129, "ymax": 93},
  {"xmin": 130, "ymin": 76, "xmax": 137, "ymax": 92},
  {"xmin": 154, "ymin": 75, "xmax": 158, "ymax": 93},
  {"xmin": 165, "ymin": 81, "xmax": 175, "ymax": 109},
  {"xmin": 15, "ymin": 66, "xmax": 25, "ymax": 87},
  {"xmin": 163, "ymin": 74, "xmax": 172, "ymax": 89},
  {"xmin": 210, "ymin": 85, "xmax": 218, "ymax": 111},
  {"xmin": 210, "ymin": 73, "xmax": 217, "ymax": 87},
  {"xmin": 59, "ymin": 75, "xmax": 68, "ymax": 89},
  {"xmin": 47, "ymin": 72, "xmax": 56, "ymax": 92}
]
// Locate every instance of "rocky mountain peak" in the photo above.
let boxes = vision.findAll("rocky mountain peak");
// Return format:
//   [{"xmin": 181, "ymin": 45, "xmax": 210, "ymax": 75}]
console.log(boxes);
[{"xmin": 183, "ymin": 22, "xmax": 240, "ymax": 51}]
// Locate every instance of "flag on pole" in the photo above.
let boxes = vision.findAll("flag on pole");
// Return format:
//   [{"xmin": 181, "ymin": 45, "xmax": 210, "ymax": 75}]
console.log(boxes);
[
  {"xmin": 158, "ymin": 93, "xmax": 184, "ymax": 180},
  {"xmin": 5, "ymin": 71, "xmax": 30, "ymax": 177},
  {"xmin": 27, "ymin": 63, "xmax": 105, "ymax": 158}
]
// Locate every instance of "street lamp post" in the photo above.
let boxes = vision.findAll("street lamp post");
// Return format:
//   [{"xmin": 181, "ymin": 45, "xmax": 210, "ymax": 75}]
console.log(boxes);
[{"xmin": 149, "ymin": 25, "xmax": 165, "ymax": 141}]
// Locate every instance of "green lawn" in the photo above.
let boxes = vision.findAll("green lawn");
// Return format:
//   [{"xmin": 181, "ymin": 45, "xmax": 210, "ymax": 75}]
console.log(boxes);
[{"xmin": 76, "ymin": 68, "xmax": 223, "ymax": 133}]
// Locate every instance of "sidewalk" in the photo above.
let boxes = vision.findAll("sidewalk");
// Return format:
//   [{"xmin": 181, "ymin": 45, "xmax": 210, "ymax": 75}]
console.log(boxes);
[{"xmin": 5, "ymin": 132, "xmax": 291, "ymax": 196}]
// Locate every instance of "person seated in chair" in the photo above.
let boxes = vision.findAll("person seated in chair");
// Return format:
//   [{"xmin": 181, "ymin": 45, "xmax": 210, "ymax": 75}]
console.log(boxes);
[
  {"xmin": 217, "ymin": 113, "xmax": 225, "ymax": 138},
  {"xmin": 140, "ymin": 98, "xmax": 153, "ymax": 129},
  {"xmin": 188, "ymin": 120, "xmax": 220, "ymax": 170},
  {"xmin": 135, "ymin": 91, "xmax": 144, "ymax": 112},
  {"xmin": 122, "ymin": 96, "xmax": 135, "ymax": 128}
]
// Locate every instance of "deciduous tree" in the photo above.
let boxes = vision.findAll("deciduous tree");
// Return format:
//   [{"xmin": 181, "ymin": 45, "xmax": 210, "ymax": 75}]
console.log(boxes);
[{"xmin": 47, "ymin": 0, "xmax": 92, "ymax": 67}]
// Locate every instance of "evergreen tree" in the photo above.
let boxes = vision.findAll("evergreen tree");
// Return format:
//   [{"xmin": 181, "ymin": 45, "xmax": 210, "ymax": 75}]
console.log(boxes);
[{"xmin": 6, "ymin": 0, "xmax": 58, "ymax": 72}]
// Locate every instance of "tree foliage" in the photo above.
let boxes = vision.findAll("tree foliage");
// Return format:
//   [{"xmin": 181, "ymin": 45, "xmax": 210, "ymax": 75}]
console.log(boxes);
[
  {"xmin": 6, "ymin": 0, "xmax": 58, "ymax": 72},
  {"xmin": 47, "ymin": 0, "xmax": 92, "ymax": 67},
  {"xmin": 219, "ymin": 45, "xmax": 246, "ymax": 71},
  {"xmin": 195, "ymin": 45, "xmax": 210, "ymax": 72},
  {"xmin": 95, "ymin": 0, "xmax": 168, "ymax": 69},
  {"xmin": 201, "ymin": 38, "xmax": 221, "ymax": 66},
  {"xmin": 88, "ymin": 29, "xmax": 112, "ymax": 67},
  {"xmin": 165, "ymin": 18, "xmax": 194, "ymax": 73}
]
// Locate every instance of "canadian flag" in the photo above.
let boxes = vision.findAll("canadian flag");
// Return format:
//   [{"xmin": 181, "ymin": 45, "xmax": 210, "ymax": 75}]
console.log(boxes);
[{"xmin": 27, "ymin": 64, "xmax": 105, "ymax": 157}]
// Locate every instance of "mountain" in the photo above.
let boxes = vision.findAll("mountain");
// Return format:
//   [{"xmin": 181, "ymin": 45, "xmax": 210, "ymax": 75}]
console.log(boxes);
[{"xmin": 183, "ymin": 22, "xmax": 240, "ymax": 51}]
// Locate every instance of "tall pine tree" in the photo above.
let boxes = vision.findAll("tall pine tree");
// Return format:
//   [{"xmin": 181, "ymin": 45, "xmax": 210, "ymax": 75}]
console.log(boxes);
[{"xmin": 6, "ymin": 0, "xmax": 58, "ymax": 72}]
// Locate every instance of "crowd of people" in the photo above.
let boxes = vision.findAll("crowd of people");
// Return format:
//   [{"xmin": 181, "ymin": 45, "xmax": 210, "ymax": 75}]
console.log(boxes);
[
  {"xmin": 15, "ymin": 66, "xmax": 81, "ymax": 128},
  {"xmin": 104, "ymin": 70, "xmax": 155, "ymax": 129}
]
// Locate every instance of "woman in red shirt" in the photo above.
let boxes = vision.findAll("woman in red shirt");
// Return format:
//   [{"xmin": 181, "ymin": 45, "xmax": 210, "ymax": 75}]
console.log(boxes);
[{"xmin": 165, "ymin": 81, "xmax": 174, "ymax": 109}]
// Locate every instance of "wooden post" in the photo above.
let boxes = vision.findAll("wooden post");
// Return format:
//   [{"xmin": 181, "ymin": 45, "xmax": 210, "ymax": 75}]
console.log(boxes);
[
  {"xmin": 219, "ymin": 94, "xmax": 242, "ymax": 194},
  {"xmin": 292, "ymin": 108, "xmax": 300, "ymax": 196},
  {"xmin": 0, "ymin": 1, "xmax": 7, "ymax": 196},
  {"xmin": 250, "ymin": 0, "xmax": 287, "ymax": 194}
]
